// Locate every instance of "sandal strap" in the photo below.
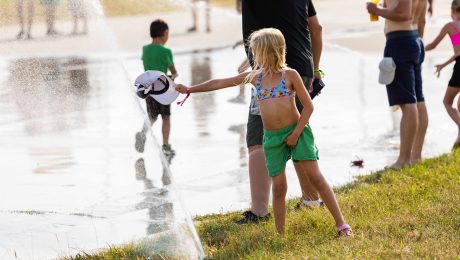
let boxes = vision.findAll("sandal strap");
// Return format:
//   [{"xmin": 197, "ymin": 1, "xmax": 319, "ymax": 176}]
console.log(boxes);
[{"xmin": 337, "ymin": 224, "xmax": 351, "ymax": 231}]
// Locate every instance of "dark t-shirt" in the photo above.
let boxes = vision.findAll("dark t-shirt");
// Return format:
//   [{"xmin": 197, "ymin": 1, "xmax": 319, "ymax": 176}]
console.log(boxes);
[{"xmin": 242, "ymin": 0, "xmax": 316, "ymax": 77}]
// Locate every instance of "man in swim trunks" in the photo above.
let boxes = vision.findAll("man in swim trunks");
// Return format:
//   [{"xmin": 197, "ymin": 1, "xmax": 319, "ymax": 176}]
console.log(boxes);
[{"xmin": 367, "ymin": 0, "xmax": 429, "ymax": 168}]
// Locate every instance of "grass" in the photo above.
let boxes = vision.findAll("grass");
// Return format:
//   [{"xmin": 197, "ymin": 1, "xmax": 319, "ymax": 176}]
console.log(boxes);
[
  {"xmin": 75, "ymin": 151, "xmax": 460, "ymax": 259},
  {"xmin": 0, "ymin": 0, "xmax": 235, "ymax": 26}
]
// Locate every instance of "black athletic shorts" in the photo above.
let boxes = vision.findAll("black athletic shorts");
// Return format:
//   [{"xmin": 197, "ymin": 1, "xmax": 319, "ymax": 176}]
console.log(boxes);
[
  {"xmin": 146, "ymin": 96, "xmax": 171, "ymax": 120},
  {"xmin": 449, "ymin": 57, "xmax": 460, "ymax": 87}
]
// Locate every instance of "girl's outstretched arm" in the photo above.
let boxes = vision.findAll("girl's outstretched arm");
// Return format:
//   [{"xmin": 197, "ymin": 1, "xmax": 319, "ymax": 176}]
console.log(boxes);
[
  {"xmin": 284, "ymin": 69, "xmax": 314, "ymax": 147},
  {"xmin": 425, "ymin": 24, "xmax": 449, "ymax": 51},
  {"xmin": 435, "ymin": 54, "xmax": 459, "ymax": 77},
  {"xmin": 176, "ymin": 72, "xmax": 250, "ymax": 94}
]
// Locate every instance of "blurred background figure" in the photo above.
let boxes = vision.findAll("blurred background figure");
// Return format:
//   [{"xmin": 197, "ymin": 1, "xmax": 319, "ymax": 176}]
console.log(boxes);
[
  {"xmin": 228, "ymin": 39, "xmax": 249, "ymax": 104},
  {"xmin": 188, "ymin": 0, "xmax": 211, "ymax": 33},
  {"xmin": 40, "ymin": 0, "xmax": 60, "ymax": 36},
  {"xmin": 68, "ymin": 0, "xmax": 88, "ymax": 35},
  {"xmin": 16, "ymin": 0, "xmax": 35, "ymax": 39}
]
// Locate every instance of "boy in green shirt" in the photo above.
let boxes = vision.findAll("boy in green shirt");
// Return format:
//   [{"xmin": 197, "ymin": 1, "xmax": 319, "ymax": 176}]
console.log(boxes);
[{"xmin": 135, "ymin": 19, "xmax": 178, "ymax": 156}]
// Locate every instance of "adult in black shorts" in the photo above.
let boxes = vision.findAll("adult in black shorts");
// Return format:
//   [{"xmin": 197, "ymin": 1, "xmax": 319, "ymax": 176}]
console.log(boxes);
[{"xmin": 236, "ymin": 0, "xmax": 324, "ymax": 224}]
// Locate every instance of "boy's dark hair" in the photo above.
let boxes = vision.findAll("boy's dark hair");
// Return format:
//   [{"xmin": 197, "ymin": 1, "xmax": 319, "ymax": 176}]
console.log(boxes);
[{"xmin": 150, "ymin": 19, "xmax": 169, "ymax": 38}]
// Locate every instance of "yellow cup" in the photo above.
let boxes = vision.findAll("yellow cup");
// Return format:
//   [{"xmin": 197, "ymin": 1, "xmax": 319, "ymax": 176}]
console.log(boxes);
[{"xmin": 370, "ymin": 0, "xmax": 379, "ymax": 22}]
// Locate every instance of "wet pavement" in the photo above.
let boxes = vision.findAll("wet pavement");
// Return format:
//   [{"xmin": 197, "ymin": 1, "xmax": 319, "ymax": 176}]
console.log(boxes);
[{"xmin": 0, "ymin": 56, "xmax": 203, "ymax": 259}]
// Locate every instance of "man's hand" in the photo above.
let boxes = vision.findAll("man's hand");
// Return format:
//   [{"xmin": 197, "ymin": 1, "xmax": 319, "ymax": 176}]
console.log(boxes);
[
  {"xmin": 175, "ymin": 84, "xmax": 190, "ymax": 94},
  {"xmin": 285, "ymin": 132, "xmax": 300, "ymax": 148},
  {"xmin": 366, "ymin": 2, "xmax": 380, "ymax": 15}
]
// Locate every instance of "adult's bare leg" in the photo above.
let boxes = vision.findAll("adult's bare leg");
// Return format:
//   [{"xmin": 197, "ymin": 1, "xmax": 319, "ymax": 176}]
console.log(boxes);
[
  {"xmin": 391, "ymin": 103, "xmax": 418, "ymax": 169},
  {"xmin": 411, "ymin": 101, "xmax": 428, "ymax": 163},
  {"xmin": 16, "ymin": 0, "xmax": 25, "ymax": 38},
  {"xmin": 248, "ymin": 145, "xmax": 270, "ymax": 216},
  {"xmin": 26, "ymin": 0, "xmax": 34, "ymax": 37}
]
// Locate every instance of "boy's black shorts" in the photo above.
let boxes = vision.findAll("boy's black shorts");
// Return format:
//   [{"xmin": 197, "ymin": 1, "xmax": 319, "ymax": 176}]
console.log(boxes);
[{"xmin": 146, "ymin": 96, "xmax": 171, "ymax": 120}]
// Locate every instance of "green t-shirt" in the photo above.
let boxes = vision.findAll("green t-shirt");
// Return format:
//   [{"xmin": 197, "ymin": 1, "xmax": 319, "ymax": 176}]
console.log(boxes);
[{"xmin": 141, "ymin": 44, "xmax": 174, "ymax": 74}]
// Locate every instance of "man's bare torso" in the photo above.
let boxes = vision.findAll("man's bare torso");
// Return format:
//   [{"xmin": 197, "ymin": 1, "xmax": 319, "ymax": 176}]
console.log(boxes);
[{"xmin": 384, "ymin": 0, "xmax": 427, "ymax": 34}]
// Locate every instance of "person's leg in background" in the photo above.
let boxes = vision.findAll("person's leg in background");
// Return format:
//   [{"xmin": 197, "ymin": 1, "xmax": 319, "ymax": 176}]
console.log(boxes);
[
  {"xmin": 411, "ymin": 42, "xmax": 428, "ymax": 163},
  {"xmin": 188, "ymin": 0, "xmax": 198, "ymax": 32},
  {"xmin": 205, "ymin": 0, "xmax": 211, "ymax": 32},
  {"xmin": 411, "ymin": 101, "xmax": 427, "ymax": 163},
  {"xmin": 16, "ymin": 0, "xmax": 34, "ymax": 39},
  {"xmin": 395, "ymin": 103, "xmax": 418, "ymax": 168},
  {"xmin": 135, "ymin": 97, "xmax": 159, "ymax": 153},
  {"xmin": 248, "ymin": 145, "xmax": 270, "ymax": 216},
  {"xmin": 236, "ymin": 114, "xmax": 271, "ymax": 224}
]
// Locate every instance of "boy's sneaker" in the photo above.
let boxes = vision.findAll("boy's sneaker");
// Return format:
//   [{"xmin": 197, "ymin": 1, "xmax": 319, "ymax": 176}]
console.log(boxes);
[
  {"xmin": 235, "ymin": 210, "xmax": 271, "ymax": 224},
  {"xmin": 135, "ymin": 132, "xmax": 146, "ymax": 153},
  {"xmin": 162, "ymin": 144, "xmax": 175, "ymax": 156},
  {"xmin": 294, "ymin": 198, "xmax": 324, "ymax": 210}
]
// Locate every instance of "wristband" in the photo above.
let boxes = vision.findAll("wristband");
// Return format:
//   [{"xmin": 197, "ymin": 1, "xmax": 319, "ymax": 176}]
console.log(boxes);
[{"xmin": 313, "ymin": 69, "xmax": 325, "ymax": 78}]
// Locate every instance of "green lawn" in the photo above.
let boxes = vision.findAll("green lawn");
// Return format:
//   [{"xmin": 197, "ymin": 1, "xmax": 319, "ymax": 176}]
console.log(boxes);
[
  {"xmin": 197, "ymin": 151, "xmax": 460, "ymax": 259},
  {"xmin": 0, "ymin": 0, "xmax": 235, "ymax": 26},
  {"xmin": 72, "ymin": 151, "xmax": 460, "ymax": 259}
]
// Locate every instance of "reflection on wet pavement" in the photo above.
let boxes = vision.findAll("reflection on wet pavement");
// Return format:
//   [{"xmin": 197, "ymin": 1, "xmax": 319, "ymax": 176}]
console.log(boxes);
[{"xmin": 0, "ymin": 56, "xmax": 203, "ymax": 259}]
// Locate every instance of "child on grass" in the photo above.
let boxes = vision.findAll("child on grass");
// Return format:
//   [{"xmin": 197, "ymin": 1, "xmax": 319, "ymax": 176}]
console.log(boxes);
[
  {"xmin": 135, "ymin": 19, "xmax": 178, "ymax": 156},
  {"xmin": 425, "ymin": 0, "xmax": 460, "ymax": 150},
  {"xmin": 176, "ymin": 28, "xmax": 353, "ymax": 237}
]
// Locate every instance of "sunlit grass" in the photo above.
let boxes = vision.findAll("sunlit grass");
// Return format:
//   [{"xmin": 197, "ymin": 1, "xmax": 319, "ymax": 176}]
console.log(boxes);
[
  {"xmin": 197, "ymin": 151, "xmax": 460, "ymax": 258},
  {"xmin": 75, "ymin": 151, "xmax": 460, "ymax": 258}
]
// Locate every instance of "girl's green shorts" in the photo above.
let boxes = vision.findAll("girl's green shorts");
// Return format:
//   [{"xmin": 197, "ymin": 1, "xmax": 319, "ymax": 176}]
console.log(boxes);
[{"xmin": 263, "ymin": 123, "xmax": 319, "ymax": 177}]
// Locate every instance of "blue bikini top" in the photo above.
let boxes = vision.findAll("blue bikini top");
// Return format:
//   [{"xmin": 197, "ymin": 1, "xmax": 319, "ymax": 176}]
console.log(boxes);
[{"xmin": 255, "ymin": 71, "xmax": 294, "ymax": 101}]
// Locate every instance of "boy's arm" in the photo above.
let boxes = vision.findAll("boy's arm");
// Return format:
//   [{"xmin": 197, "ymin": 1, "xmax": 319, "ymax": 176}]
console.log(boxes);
[
  {"xmin": 169, "ymin": 65, "xmax": 178, "ymax": 79},
  {"xmin": 425, "ymin": 24, "xmax": 449, "ymax": 51},
  {"xmin": 177, "ymin": 72, "xmax": 250, "ymax": 94},
  {"xmin": 167, "ymin": 49, "xmax": 178, "ymax": 79},
  {"xmin": 367, "ymin": 0, "xmax": 412, "ymax": 21},
  {"xmin": 286, "ymin": 69, "xmax": 314, "ymax": 144}
]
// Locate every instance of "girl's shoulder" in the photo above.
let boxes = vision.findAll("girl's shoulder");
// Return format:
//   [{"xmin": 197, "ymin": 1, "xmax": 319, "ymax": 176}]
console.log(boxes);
[
  {"xmin": 445, "ymin": 22, "xmax": 460, "ymax": 34},
  {"xmin": 283, "ymin": 68, "xmax": 301, "ymax": 79}
]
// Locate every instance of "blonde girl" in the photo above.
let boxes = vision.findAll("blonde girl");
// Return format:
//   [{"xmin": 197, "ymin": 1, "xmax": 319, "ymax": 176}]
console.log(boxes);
[
  {"xmin": 176, "ymin": 28, "xmax": 353, "ymax": 237},
  {"xmin": 426, "ymin": 0, "xmax": 460, "ymax": 149}
]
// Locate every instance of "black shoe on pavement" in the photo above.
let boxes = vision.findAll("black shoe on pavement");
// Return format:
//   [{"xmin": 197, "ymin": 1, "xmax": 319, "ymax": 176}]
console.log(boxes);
[{"xmin": 235, "ymin": 210, "xmax": 270, "ymax": 224}]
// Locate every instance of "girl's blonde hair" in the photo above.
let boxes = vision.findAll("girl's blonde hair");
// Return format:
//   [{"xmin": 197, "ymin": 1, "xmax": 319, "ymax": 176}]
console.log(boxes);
[{"xmin": 243, "ymin": 28, "xmax": 287, "ymax": 85}]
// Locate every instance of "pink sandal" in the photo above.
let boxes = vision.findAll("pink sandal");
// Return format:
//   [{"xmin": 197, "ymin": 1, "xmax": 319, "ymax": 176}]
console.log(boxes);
[{"xmin": 337, "ymin": 224, "xmax": 354, "ymax": 238}]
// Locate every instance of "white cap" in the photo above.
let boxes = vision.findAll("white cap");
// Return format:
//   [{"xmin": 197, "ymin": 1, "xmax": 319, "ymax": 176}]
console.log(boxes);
[
  {"xmin": 378, "ymin": 57, "xmax": 396, "ymax": 85},
  {"xmin": 134, "ymin": 71, "xmax": 179, "ymax": 105}
]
